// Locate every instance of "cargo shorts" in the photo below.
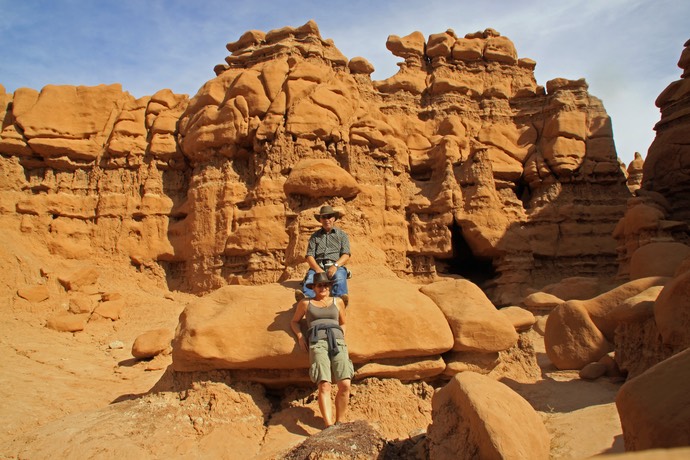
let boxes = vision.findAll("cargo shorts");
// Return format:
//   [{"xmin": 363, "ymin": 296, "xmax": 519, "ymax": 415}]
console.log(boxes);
[{"xmin": 308, "ymin": 338, "xmax": 355, "ymax": 383}]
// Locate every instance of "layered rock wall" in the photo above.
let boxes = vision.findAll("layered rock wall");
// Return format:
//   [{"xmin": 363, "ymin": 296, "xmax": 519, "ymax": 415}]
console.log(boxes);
[
  {"xmin": 614, "ymin": 39, "xmax": 690, "ymax": 279},
  {"xmin": 0, "ymin": 21, "xmax": 632, "ymax": 304}
]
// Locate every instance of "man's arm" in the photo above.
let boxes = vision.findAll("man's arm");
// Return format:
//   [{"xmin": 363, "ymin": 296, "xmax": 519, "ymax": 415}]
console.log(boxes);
[
  {"xmin": 306, "ymin": 255, "xmax": 325, "ymax": 273},
  {"xmin": 326, "ymin": 253, "xmax": 350, "ymax": 279}
]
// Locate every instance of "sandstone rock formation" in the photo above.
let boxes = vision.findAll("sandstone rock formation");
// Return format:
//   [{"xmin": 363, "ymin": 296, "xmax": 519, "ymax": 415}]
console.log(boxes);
[
  {"xmin": 616, "ymin": 347, "xmax": 690, "ymax": 451},
  {"xmin": 543, "ymin": 276, "xmax": 668, "ymax": 370},
  {"xmin": 604, "ymin": 39, "xmax": 690, "ymax": 378},
  {"xmin": 626, "ymin": 151, "xmax": 644, "ymax": 191},
  {"xmin": 0, "ymin": 20, "xmax": 633, "ymax": 307},
  {"xmin": 171, "ymin": 272, "xmax": 539, "ymax": 384},
  {"xmin": 427, "ymin": 371, "xmax": 550, "ymax": 459},
  {"xmin": 615, "ymin": 38, "xmax": 690, "ymax": 278},
  {"xmin": 2, "ymin": 21, "xmax": 689, "ymax": 460}
]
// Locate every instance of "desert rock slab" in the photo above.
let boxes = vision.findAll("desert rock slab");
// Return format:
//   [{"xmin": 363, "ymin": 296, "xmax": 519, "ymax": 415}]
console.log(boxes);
[
  {"xmin": 616, "ymin": 347, "xmax": 690, "ymax": 451},
  {"xmin": 346, "ymin": 276, "xmax": 454, "ymax": 360},
  {"xmin": 428, "ymin": 371, "xmax": 550, "ymax": 460},
  {"xmin": 172, "ymin": 284, "xmax": 307, "ymax": 372},
  {"xmin": 420, "ymin": 279, "xmax": 518, "ymax": 352}
]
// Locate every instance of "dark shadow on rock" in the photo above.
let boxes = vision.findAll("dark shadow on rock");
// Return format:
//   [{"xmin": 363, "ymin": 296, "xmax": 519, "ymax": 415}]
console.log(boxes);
[
  {"xmin": 378, "ymin": 433, "xmax": 428, "ymax": 460},
  {"xmin": 269, "ymin": 406, "xmax": 321, "ymax": 436},
  {"xmin": 110, "ymin": 364, "xmax": 177, "ymax": 404},
  {"xmin": 111, "ymin": 393, "xmax": 146, "ymax": 404},
  {"xmin": 267, "ymin": 307, "xmax": 297, "ymax": 332},
  {"xmin": 268, "ymin": 307, "xmax": 308, "ymax": 351},
  {"xmin": 536, "ymin": 351, "xmax": 554, "ymax": 372},
  {"xmin": 281, "ymin": 279, "xmax": 304, "ymax": 291},
  {"xmin": 600, "ymin": 434, "xmax": 625, "ymax": 454}
]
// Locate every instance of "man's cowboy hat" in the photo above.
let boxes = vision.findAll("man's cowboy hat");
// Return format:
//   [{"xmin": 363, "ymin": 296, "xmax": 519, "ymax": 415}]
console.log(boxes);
[
  {"xmin": 314, "ymin": 205, "xmax": 343, "ymax": 221},
  {"xmin": 306, "ymin": 272, "xmax": 335, "ymax": 289}
]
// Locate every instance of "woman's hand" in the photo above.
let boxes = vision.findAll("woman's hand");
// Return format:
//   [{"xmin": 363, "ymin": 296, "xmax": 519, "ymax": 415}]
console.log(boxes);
[
  {"xmin": 291, "ymin": 300, "xmax": 309, "ymax": 352},
  {"xmin": 297, "ymin": 335, "xmax": 307, "ymax": 352}
]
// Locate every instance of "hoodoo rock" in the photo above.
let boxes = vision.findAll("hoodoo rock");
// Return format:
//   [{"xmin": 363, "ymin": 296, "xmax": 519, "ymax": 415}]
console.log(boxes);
[
  {"xmin": 0, "ymin": 21, "xmax": 633, "ymax": 307},
  {"xmin": 610, "ymin": 39, "xmax": 690, "ymax": 379}
]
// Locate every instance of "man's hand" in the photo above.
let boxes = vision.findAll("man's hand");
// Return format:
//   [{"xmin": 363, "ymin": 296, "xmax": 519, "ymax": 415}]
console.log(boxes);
[{"xmin": 327, "ymin": 265, "xmax": 337, "ymax": 279}]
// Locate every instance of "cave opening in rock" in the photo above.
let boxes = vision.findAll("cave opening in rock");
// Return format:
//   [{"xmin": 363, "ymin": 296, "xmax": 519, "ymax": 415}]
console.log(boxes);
[{"xmin": 442, "ymin": 221, "xmax": 497, "ymax": 288}]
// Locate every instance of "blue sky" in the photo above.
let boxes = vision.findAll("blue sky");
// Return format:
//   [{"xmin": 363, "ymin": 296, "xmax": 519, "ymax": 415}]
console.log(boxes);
[{"xmin": 1, "ymin": 0, "xmax": 688, "ymax": 166}]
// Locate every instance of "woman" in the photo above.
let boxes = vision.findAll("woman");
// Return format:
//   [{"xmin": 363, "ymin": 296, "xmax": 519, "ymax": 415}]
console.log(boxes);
[{"xmin": 290, "ymin": 271, "xmax": 354, "ymax": 428}]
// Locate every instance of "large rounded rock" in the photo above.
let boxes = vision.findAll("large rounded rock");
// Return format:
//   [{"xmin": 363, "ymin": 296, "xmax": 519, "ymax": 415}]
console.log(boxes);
[
  {"xmin": 544, "ymin": 277, "xmax": 669, "ymax": 370},
  {"xmin": 544, "ymin": 300, "xmax": 611, "ymax": 370},
  {"xmin": 347, "ymin": 276, "xmax": 454, "ymax": 360},
  {"xmin": 172, "ymin": 285, "xmax": 307, "ymax": 372},
  {"xmin": 583, "ymin": 277, "xmax": 669, "ymax": 339},
  {"xmin": 428, "ymin": 372, "xmax": 550, "ymax": 460},
  {"xmin": 420, "ymin": 279, "xmax": 518, "ymax": 352},
  {"xmin": 616, "ymin": 348, "xmax": 690, "ymax": 451},
  {"xmin": 607, "ymin": 285, "xmax": 663, "ymax": 323},
  {"xmin": 283, "ymin": 159, "xmax": 360, "ymax": 198},
  {"xmin": 172, "ymin": 277, "xmax": 454, "ymax": 373}
]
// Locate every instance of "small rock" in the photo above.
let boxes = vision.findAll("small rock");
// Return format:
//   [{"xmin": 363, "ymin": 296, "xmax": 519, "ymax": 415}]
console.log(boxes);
[
  {"xmin": 17, "ymin": 285, "xmax": 50, "ymax": 303},
  {"xmin": 580, "ymin": 362, "xmax": 607, "ymax": 380},
  {"xmin": 598, "ymin": 352, "xmax": 623, "ymax": 378},
  {"xmin": 109, "ymin": 340, "xmax": 125, "ymax": 349},
  {"xmin": 132, "ymin": 328, "xmax": 174, "ymax": 359},
  {"xmin": 46, "ymin": 313, "xmax": 89, "ymax": 332}
]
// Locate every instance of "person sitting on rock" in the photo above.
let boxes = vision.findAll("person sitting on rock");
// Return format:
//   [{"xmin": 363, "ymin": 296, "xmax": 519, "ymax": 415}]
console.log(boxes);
[
  {"xmin": 297, "ymin": 205, "xmax": 351, "ymax": 306},
  {"xmin": 290, "ymin": 272, "xmax": 354, "ymax": 428}
]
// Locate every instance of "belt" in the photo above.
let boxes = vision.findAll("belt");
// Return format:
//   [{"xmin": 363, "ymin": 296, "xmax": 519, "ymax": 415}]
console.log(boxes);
[{"xmin": 317, "ymin": 259, "xmax": 335, "ymax": 267}]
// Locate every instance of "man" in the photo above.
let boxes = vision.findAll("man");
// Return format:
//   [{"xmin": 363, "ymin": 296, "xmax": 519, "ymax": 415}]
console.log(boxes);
[{"xmin": 298, "ymin": 205, "xmax": 351, "ymax": 305}]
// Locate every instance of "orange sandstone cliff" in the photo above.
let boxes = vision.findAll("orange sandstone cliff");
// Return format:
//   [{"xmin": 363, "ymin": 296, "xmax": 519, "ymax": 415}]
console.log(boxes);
[{"xmin": 0, "ymin": 21, "xmax": 632, "ymax": 307}]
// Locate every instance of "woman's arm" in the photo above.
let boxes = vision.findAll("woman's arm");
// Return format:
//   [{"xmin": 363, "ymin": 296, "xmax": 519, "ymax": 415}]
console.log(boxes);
[
  {"xmin": 337, "ymin": 298, "xmax": 347, "ymax": 337},
  {"xmin": 290, "ymin": 300, "xmax": 308, "ymax": 351}
]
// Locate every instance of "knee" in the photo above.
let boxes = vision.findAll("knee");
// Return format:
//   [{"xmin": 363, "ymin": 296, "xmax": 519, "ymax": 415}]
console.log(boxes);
[
  {"xmin": 337, "ymin": 379, "xmax": 351, "ymax": 395},
  {"xmin": 319, "ymin": 381, "xmax": 332, "ymax": 395}
]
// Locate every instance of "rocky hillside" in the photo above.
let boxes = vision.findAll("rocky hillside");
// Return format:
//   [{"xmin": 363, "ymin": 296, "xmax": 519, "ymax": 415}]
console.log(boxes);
[{"xmin": 0, "ymin": 20, "xmax": 633, "ymax": 306}]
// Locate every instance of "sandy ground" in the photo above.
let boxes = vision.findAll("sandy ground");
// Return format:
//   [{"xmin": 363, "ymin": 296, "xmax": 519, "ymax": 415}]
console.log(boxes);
[{"xmin": 0, "ymin": 300, "xmax": 625, "ymax": 459}]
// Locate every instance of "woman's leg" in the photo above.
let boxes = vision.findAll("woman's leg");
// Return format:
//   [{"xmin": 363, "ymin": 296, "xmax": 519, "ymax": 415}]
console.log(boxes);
[
  {"xmin": 335, "ymin": 378, "xmax": 351, "ymax": 424},
  {"xmin": 318, "ymin": 380, "xmax": 335, "ymax": 427}
]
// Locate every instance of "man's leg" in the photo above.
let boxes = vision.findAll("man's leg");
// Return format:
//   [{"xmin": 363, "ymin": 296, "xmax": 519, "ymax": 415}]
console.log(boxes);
[{"xmin": 330, "ymin": 267, "xmax": 349, "ymax": 297}]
